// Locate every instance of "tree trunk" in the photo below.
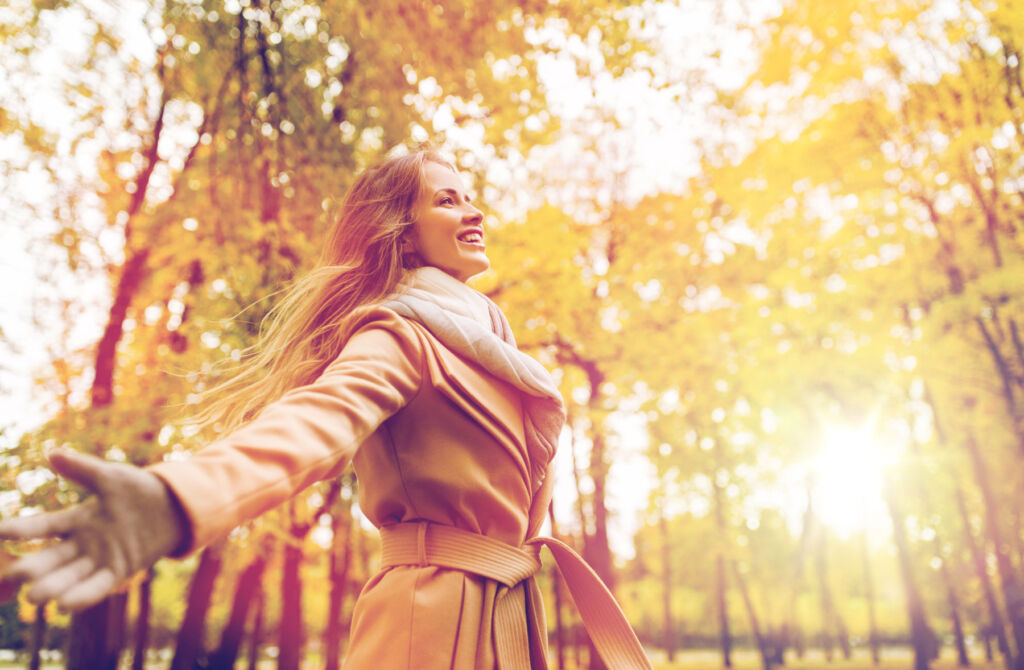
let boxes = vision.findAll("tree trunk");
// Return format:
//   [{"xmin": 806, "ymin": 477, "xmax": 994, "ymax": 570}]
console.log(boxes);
[
  {"xmin": 787, "ymin": 479, "xmax": 816, "ymax": 662},
  {"xmin": 930, "ymin": 385, "xmax": 1013, "ymax": 670},
  {"xmin": 131, "ymin": 569, "xmax": 153, "ymax": 670},
  {"xmin": 585, "ymin": 429, "xmax": 615, "ymax": 590},
  {"xmin": 712, "ymin": 464, "xmax": 732, "ymax": 668},
  {"xmin": 584, "ymin": 431, "xmax": 612, "ymax": 670},
  {"xmin": 815, "ymin": 531, "xmax": 836, "ymax": 662},
  {"xmin": 814, "ymin": 525, "xmax": 852, "ymax": 660},
  {"xmin": 325, "ymin": 511, "xmax": 353, "ymax": 670},
  {"xmin": 568, "ymin": 417, "xmax": 592, "ymax": 552},
  {"xmin": 957, "ymin": 484, "xmax": 1013, "ymax": 670},
  {"xmin": 834, "ymin": 600, "xmax": 851, "ymax": 661},
  {"xmin": 67, "ymin": 80, "xmax": 170, "ymax": 670},
  {"xmin": 248, "ymin": 585, "xmax": 265, "ymax": 670},
  {"xmin": 908, "ymin": 445, "xmax": 968, "ymax": 665},
  {"xmin": 278, "ymin": 526, "xmax": 306, "ymax": 670},
  {"xmin": 716, "ymin": 551, "xmax": 732, "ymax": 668},
  {"xmin": 209, "ymin": 553, "xmax": 268, "ymax": 670},
  {"xmin": 171, "ymin": 541, "xmax": 225, "ymax": 670},
  {"xmin": 964, "ymin": 433, "xmax": 1024, "ymax": 670},
  {"xmin": 860, "ymin": 532, "xmax": 881, "ymax": 666},
  {"xmin": 660, "ymin": 513, "xmax": 675, "ymax": 663},
  {"xmin": 583, "ymin": 424, "xmax": 613, "ymax": 670},
  {"xmin": 549, "ymin": 502, "xmax": 567, "ymax": 670},
  {"xmin": 733, "ymin": 560, "xmax": 772, "ymax": 670},
  {"xmin": 883, "ymin": 477, "xmax": 934, "ymax": 670},
  {"xmin": 27, "ymin": 603, "xmax": 45, "ymax": 670},
  {"xmin": 975, "ymin": 319, "xmax": 1024, "ymax": 460},
  {"xmin": 66, "ymin": 592, "xmax": 128, "ymax": 670},
  {"xmin": 942, "ymin": 560, "xmax": 970, "ymax": 667}
]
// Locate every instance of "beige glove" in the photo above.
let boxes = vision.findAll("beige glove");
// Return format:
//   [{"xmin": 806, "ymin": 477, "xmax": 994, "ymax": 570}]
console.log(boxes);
[{"xmin": 0, "ymin": 448, "xmax": 187, "ymax": 611}]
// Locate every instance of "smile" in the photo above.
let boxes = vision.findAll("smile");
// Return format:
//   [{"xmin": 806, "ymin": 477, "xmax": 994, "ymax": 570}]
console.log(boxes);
[{"xmin": 457, "ymin": 230, "xmax": 484, "ymax": 245}]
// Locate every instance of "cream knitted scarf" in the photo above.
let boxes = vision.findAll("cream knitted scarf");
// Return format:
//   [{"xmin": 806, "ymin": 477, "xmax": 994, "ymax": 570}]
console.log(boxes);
[{"xmin": 382, "ymin": 267, "xmax": 564, "ymax": 488}]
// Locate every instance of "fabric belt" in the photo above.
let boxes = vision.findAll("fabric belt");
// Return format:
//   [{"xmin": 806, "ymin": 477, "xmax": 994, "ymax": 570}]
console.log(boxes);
[{"xmin": 379, "ymin": 521, "xmax": 653, "ymax": 670}]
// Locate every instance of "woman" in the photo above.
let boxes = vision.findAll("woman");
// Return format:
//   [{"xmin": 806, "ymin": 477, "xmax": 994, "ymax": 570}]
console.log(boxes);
[{"xmin": 0, "ymin": 151, "xmax": 651, "ymax": 670}]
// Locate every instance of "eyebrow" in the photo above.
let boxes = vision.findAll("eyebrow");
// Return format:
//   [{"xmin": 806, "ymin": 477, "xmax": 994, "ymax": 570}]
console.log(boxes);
[{"xmin": 434, "ymin": 187, "xmax": 471, "ymax": 202}]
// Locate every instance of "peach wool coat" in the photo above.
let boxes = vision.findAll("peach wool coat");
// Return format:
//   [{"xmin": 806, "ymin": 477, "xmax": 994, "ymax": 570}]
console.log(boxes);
[{"xmin": 148, "ymin": 304, "xmax": 650, "ymax": 670}]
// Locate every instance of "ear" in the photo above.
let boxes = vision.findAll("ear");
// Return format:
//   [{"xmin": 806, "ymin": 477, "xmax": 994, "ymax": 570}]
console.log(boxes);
[{"xmin": 400, "ymin": 233, "xmax": 423, "ymax": 268}]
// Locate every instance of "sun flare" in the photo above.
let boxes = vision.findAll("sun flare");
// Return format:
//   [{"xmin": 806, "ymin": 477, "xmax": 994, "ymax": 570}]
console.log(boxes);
[{"xmin": 810, "ymin": 424, "xmax": 899, "ymax": 538}]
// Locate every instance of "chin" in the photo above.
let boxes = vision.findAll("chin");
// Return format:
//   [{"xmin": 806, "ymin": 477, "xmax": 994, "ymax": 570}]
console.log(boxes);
[
  {"xmin": 463, "ymin": 259, "xmax": 491, "ymax": 281},
  {"xmin": 446, "ymin": 257, "xmax": 490, "ymax": 283}
]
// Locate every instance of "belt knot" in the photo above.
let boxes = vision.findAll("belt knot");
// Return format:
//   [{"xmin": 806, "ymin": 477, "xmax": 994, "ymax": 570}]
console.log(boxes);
[{"xmin": 379, "ymin": 521, "xmax": 540, "ymax": 587}]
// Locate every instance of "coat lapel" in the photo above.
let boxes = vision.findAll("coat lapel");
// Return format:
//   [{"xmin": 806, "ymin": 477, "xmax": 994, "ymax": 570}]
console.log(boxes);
[{"xmin": 409, "ymin": 322, "xmax": 532, "ymax": 484}]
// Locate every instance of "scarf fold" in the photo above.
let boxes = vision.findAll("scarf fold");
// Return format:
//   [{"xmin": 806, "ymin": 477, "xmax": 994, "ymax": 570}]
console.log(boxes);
[{"xmin": 382, "ymin": 267, "xmax": 564, "ymax": 489}]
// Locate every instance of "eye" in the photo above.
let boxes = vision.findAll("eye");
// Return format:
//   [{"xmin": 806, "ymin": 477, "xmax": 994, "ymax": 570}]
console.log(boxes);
[{"xmin": 438, "ymin": 196, "xmax": 455, "ymax": 206}]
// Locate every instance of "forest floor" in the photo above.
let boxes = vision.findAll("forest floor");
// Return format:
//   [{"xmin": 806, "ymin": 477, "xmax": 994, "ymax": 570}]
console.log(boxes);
[
  {"xmin": 0, "ymin": 646, "xmax": 1003, "ymax": 669},
  {"xmin": 647, "ymin": 647, "xmax": 1001, "ymax": 670}
]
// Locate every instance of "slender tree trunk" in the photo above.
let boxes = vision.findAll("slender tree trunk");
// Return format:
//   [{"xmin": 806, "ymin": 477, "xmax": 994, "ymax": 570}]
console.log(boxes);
[
  {"xmin": 712, "ymin": 462, "xmax": 732, "ymax": 668},
  {"xmin": 171, "ymin": 541, "xmax": 226, "ymax": 670},
  {"xmin": 733, "ymin": 561, "xmax": 772, "ymax": 670},
  {"xmin": 788, "ymin": 479, "xmax": 816, "ymax": 662},
  {"xmin": 576, "ymin": 626, "xmax": 588, "ymax": 669},
  {"xmin": 582, "ymin": 416, "xmax": 613, "ymax": 670},
  {"xmin": 930, "ymin": 386, "xmax": 1013, "ymax": 670},
  {"xmin": 131, "ymin": 569, "xmax": 153, "ymax": 670},
  {"xmin": 209, "ymin": 553, "xmax": 268, "ymax": 669},
  {"xmin": 66, "ymin": 75, "xmax": 172, "ymax": 670},
  {"xmin": 860, "ymin": 533, "xmax": 881, "ymax": 666},
  {"xmin": 910, "ymin": 460, "xmax": 968, "ymax": 664},
  {"xmin": 325, "ymin": 511, "xmax": 353, "ymax": 670},
  {"xmin": 27, "ymin": 603, "xmax": 45, "ymax": 670},
  {"xmin": 942, "ymin": 560, "xmax": 970, "ymax": 667},
  {"xmin": 248, "ymin": 585, "xmax": 265, "ymax": 670},
  {"xmin": 660, "ymin": 513, "xmax": 675, "ymax": 663},
  {"xmin": 585, "ymin": 428, "xmax": 615, "ymax": 590},
  {"xmin": 835, "ymin": 602, "xmax": 851, "ymax": 660},
  {"xmin": 957, "ymin": 484, "xmax": 1013, "ymax": 670},
  {"xmin": 976, "ymin": 319, "xmax": 1024, "ymax": 460},
  {"xmin": 67, "ymin": 591, "xmax": 128, "ymax": 670},
  {"xmin": 815, "ymin": 526, "xmax": 851, "ymax": 660},
  {"xmin": 964, "ymin": 433, "xmax": 1024, "ymax": 670},
  {"xmin": 716, "ymin": 551, "xmax": 732, "ymax": 668},
  {"xmin": 883, "ymin": 477, "xmax": 934, "ymax": 670},
  {"xmin": 569, "ymin": 418, "xmax": 591, "ymax": 550},
  {"xmin": 815, "ymin": 532, "xmax": 836, "ymax": 662},
  {"xmin": 278, "ymin": 516, "xmax": 306, "ymax": 670},
  {"xmin": 549, "ymin": 502, "xmax": 567, "ymax": 670}
]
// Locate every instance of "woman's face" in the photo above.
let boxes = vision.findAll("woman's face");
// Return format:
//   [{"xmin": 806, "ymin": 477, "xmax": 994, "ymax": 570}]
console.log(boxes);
[{"xmin": 406, "ymin": 161, "xmax": 489, "ymax": 282}]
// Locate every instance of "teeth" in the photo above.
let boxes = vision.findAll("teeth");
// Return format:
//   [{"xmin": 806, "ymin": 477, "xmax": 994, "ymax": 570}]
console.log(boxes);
[{"xmin": 459, "ymin": 232, "xmax": 483, "ymax": 244}]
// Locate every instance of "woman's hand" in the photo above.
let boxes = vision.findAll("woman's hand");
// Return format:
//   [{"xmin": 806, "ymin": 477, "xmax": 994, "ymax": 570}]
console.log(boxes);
[{"xmin": 0, "ymin": 448, "xmax": 187, "ymax": 611}]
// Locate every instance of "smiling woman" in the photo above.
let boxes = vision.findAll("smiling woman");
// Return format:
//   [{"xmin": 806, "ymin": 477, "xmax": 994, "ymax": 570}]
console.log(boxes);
[
  {"xmin": 0, "ymin": 149, "xmax": 653, "ymax": 670},
  {"xmin": 403, "ymin": 161, "xmax": 490, "ymax": 282}
]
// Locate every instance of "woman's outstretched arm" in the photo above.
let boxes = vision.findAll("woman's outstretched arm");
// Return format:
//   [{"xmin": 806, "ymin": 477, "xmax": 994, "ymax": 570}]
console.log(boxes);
[
  {"xmin": 0, "ymin": 308, "xmax": 425, "ymax": 609},
  {"xmin": 0, "ymin": 447, "xmax": 187, "ymax": 611}
]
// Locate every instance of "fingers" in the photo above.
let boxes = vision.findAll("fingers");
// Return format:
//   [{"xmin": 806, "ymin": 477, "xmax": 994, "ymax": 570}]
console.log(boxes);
[
  {"xmin": 0, "ymin": 505, "xmax": 88, "ymax": 540},
  {"xmin": 3, "ymin": 540, "xmax": 80, "ymax": 583},
  {"xmin": 47, "ymin": 448, "xmax": 110, "ymax": 493},
  {"xmin": 26, "ymin": 555, "xmax": 95, "ymax": 605},
  {"xmin": 58, "ymin": 567, "xmax": 117, "ymax": 612}
]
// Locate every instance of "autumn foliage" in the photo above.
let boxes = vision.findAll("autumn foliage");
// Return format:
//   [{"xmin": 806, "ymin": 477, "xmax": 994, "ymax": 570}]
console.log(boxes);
[{"xmin": 1, "ymin": 1, "xmax": 1023, "ymax": 669}]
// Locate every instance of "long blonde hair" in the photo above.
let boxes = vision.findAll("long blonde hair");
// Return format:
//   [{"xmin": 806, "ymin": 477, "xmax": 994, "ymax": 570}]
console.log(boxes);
[{"xmin": 190, "ymin": 150, "xmax": 453, "ymax": 434}]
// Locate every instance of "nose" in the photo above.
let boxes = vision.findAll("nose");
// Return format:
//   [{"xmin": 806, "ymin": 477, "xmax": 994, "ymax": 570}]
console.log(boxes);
[{"xmin": 463, "ymin": 204, "xmax": 483, "ymax": 225}]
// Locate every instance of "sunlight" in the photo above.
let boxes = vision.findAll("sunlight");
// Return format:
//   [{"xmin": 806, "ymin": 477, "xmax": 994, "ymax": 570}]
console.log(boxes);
[{"xmin": 811, "ymin": 424, "xmax": 899, "ymax": 538}]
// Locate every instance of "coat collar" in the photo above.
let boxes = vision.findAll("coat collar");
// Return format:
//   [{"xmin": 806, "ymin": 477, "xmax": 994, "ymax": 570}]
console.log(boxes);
[{"xmin": 406, "ymin": 319, "xmax": 534, "ymax": 487}]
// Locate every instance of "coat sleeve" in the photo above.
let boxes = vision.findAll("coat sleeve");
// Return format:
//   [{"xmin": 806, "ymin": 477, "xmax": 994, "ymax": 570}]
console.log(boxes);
[{"xmin": 147, "ymin": 309, "xmax": 424, "ymax": 555}]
